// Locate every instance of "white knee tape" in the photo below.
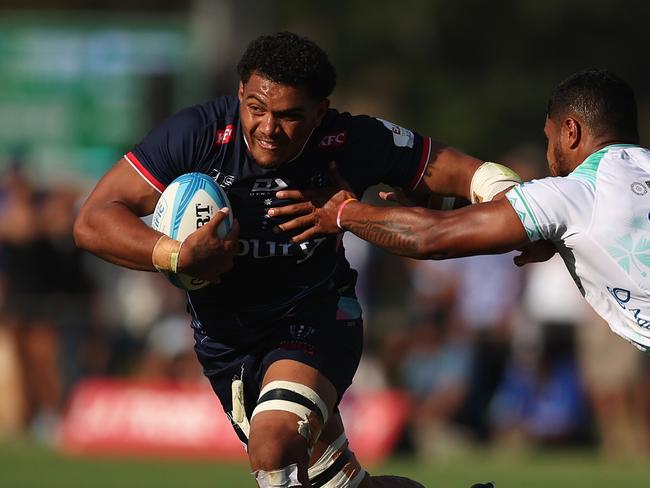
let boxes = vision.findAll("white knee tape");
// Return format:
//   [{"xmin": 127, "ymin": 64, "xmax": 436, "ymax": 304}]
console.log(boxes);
[
  {"xmin": 251, "ymin": 380, "xmax": 329, "ymax": 451},
  {"xmin": 255, "ymin": 463, "xmax": 301, "ymax": 488},
  {"xmin": 252, "ymin": 381, "xmax": 329, "ymax": 425},
  {"xmin": 308, "ymin": 433, "xmax": 347, "ymax": 478},
  {"xmin": 308, "ymin": 433, "xmax": 365, "ymax": 488}
]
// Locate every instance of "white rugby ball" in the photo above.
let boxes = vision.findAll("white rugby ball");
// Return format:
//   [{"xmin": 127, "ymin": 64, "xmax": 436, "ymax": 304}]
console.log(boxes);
[{"xmin": 151, "ymin": 172, "xmax": 233, "ymax": 290}]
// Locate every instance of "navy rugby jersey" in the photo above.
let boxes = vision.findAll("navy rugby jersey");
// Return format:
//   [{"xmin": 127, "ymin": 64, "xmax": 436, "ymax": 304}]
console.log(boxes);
[{"xmin": 125, "ymin": 95, "xmax": 431, "ymax": 339}]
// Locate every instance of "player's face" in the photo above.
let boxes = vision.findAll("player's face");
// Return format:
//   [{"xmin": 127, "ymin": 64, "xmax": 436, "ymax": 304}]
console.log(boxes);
[
  {"xmin": 238, "ymin": 73, "xmax": 328, "ymax": 168},
  {"xmin": 544, "ymin": 116, "xmax": 570, "ymax": 177}
]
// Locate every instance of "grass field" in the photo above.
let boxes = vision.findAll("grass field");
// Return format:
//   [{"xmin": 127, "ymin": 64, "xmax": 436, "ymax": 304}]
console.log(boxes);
[{"xmin": 2, "ymin": 438, "xmax": 650, "ymax": 487}]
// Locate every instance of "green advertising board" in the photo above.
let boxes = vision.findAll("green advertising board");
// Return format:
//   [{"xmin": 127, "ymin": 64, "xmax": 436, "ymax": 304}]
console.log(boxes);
[{"xmin": 0, "ymin": 12, "xmax": 189, "ymax": 185}]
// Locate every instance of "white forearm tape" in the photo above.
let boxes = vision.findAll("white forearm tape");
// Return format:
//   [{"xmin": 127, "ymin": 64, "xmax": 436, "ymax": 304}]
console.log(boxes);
[{"xmin": 470, "ymin": 162, "xmax": 522, "ymax": 203}]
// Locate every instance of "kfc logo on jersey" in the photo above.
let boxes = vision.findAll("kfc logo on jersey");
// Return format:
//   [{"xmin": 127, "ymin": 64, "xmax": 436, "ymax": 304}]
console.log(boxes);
[
  {"xmin": 377, "ymin": 118, "xmax": 414, "ymax": 148},
  {"xmin": 215, "ymin": 125, "xmax": 234, "ymax": 145},
  {"xmin": 319, "ymin": 130, "xmax": 347, "ymax": 149}
]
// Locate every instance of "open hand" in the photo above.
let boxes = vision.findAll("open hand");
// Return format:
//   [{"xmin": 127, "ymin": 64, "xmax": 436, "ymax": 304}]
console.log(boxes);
[{"xmin": 269, "ymin": 162, "xmax": 357, "ymax": 243}]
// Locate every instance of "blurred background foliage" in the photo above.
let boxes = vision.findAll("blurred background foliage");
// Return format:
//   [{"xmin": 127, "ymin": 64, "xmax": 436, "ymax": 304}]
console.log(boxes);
[
  {"xmin": 1, "ymin": 0, "xmax": 649, "ymax": 183},
  {"xmin": 2, "ymin": 1, "xmax": 650, "ymax": 478}
]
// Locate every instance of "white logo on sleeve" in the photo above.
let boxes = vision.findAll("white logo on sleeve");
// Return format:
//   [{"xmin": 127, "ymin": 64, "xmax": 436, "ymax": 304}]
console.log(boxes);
[{"xmin": 377, "ymin": 118, "xmax": 414, "ymax": 148}]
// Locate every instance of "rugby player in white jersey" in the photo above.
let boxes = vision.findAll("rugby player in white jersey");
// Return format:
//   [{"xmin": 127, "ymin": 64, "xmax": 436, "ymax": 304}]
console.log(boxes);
[{"xmin": 272, "ymin": 69, "xmax": 650, "ymax": 352}]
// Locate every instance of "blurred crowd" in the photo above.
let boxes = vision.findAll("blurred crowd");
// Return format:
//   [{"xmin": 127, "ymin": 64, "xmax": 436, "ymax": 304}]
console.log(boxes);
[{"xmin": 0, "ymin": 152, "xmax": 649, "ymax": 462}]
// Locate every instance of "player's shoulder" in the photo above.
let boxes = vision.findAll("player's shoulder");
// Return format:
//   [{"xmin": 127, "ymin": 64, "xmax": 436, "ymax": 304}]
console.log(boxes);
[
  {"xmin": 317, "ymin": 107, "xmax": 410, "ymax": 148},
  {"xmin": 521, "ymin": 174, "xmax": 592, "ymax": 198},
  {"xmin": 568, "ymin": 144, "xmax": 648, "ymax": 192}
]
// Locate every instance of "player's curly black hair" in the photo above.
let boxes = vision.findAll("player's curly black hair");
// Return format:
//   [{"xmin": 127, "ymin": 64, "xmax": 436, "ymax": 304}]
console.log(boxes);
[
  {"xmin": 237, "ymin": 32, "xmax": 336, "ymax": 100},
  {"xmin": 547, "ymin": 69, "xmax": 639, "ymax": 142}
]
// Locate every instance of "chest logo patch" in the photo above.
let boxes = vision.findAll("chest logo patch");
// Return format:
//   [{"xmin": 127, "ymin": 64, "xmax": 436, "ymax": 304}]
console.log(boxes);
[
  {"xmin": 215, "ymin": 124, "xmax": 234, "ymax": 145},
  {"xmin": 319, "ymin": 130, "xmax": 347, "ymax": 149}
]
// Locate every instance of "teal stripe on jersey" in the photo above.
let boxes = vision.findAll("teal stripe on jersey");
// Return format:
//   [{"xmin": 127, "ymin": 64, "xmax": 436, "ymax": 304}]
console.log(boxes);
[
  {"xmin": 506, "ymin": 185, "xmax": 543, "ymax": 241},
  {"xmin": 569, "ymin": 150, "xmax": 605, "ymax": 189},
  {"xmin": 569, "ymin": 144, "xmax": 638, "ymax": 189}
]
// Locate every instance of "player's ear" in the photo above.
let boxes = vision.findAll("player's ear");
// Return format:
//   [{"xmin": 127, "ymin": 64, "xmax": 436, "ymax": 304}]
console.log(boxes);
[
  {"xmin": 238, "ymin": 81, "xmax": 245, "ymax": 102},
  {"xmin": 565, "ymin": 117, "xmax": 582, "ymax": 149},
  {"xmin": 314, "ymin": 98, "xmax": 329, "ymax": 126}
]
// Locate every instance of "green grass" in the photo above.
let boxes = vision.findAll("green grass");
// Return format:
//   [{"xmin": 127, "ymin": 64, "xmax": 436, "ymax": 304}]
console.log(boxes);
[{"xmin": 1, "ymin": 438, "xmax": 650, "ymax": 487}]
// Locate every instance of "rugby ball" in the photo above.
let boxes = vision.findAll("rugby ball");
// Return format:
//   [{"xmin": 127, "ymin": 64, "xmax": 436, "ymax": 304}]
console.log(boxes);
[{"xmin": 151, "ymin": 172, "xmax": 233, "ymax": 290}]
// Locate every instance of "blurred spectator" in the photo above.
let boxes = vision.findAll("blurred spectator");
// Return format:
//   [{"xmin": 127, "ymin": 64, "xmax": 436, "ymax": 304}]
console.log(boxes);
[
  {"xmin": 489, "ymin": 323, "xmax": 589, "ymax": 448},
  {"xmin": 0, "ymin": 163, "xmax": 63, "ymax": 443},
  {"xmin": 133, "ymin": 313, "xmax": 203, "ymax": 381},
  {"xmin": 398, "ymin": 316, "xmax": 473, "ymax": 459},
  {"xmin": 518, "ymin": 255, "xmax": 597, "ymax": 449},
  {"xmin": 451, "ymin": 252, "xmax": 525, "ymax": 441},
  {"xmin": 577, "ymin": 309, "xmax": 650, "ymax": 458},
  {"xmin": 0, "ymin": 163, "xmax": 98, "ymax": 443}
]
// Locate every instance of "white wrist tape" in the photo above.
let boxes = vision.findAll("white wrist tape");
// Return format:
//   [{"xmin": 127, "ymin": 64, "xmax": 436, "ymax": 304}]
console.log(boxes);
[{"xmin": 470, "ymin": 162, "xmax": 522, "ymax": 203}]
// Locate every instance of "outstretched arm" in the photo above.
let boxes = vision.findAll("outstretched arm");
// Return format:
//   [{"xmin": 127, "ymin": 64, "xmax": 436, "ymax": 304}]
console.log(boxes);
[
  {"xmin": 335, "ymin": 198, "xmax": 530, "ymax": 259},
  {"xmin": 271, "ymin": 192, "xmax": 531, "ymax": 260}
]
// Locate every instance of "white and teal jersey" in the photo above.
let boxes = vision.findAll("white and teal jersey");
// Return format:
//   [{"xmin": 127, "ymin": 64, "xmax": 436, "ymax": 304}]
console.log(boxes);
[{"xmin": 507, "ymin": 145, "xmax": 650, "ymax": 350}]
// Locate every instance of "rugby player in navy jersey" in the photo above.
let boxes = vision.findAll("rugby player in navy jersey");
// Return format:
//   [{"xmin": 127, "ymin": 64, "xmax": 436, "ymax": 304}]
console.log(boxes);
[{"xmin": 74, "ymin": 32, "xmax": 515, "ymax": 488}]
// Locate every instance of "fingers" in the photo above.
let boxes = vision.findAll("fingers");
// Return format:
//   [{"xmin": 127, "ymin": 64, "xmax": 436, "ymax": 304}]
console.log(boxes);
[
  {"xmin": 274, "ymin": 214, "xmax": 314, "ymax": 233},
  {"xmin": 379, "ymin": 191, "xmax": 397, "ymax": 202},
  {"xmin": 289, "ymin": 227, "xmax": 320, "ymax": 244},
  {"xmin": 513, "ymin": 251, "xmax": 537, "ymax": 267},
  {"xmin": 275, "ymin": 189, "xmax": 307, "ymax": 201},
  {"xmin": 267, "ymin": 202, "xmax": 313, "ymax": 217},
  {"xmin": 205, "ymin": 206, "xmax": 228, "ymax": 228},
  {"xmin": 513, "ymin": 253, "xmax": 526, "ymax": 267}
]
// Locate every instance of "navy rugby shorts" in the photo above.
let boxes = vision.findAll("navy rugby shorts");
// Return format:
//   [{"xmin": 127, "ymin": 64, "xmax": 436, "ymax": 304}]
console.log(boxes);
[{"xmin": 193, "ymin": 294, "xmax": 364, "ymax": 444}]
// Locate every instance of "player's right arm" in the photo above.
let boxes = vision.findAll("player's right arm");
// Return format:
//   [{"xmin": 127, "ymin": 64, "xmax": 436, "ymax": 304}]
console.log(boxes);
[
  {"xmin": 336, "ymin": 197, "xmax": 530, "ymax": 259},
  {"xmin": 73, "ymin": 158, "xmax": 237, "ymax": 281}
]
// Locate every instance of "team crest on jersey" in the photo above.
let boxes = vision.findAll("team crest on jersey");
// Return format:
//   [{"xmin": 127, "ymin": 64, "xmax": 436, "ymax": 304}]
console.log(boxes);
[
  {"xmin": 376, "ymin": 118, "xmax": 414, "ymax": 148},
  {"xmin": 289, "ymin": 324, "xmax": 315, "ymax": 340},
  {"xmin": 631, "ymin": 182, "xmax": 648, "ymax": 196},
  {"xmin": 215, "ymin": 124, "xmax": 234, "ymax": 145},
  {"xmin": 319, "ymin": 130, "xmax": 347, "ymax": 149}
]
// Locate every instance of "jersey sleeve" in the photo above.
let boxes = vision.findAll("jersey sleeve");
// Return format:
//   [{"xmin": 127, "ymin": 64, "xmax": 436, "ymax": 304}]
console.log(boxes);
[
  {"xmin": 342, "ymin": 116, "xmax": 431, "ymax": 192},
  {"xmin": 125, "ymin": 106, "xmax": 212, "ymax": 192},
  {"xmin": 506, "ymin": 176, "xmax": 593, "ymax": 242}
]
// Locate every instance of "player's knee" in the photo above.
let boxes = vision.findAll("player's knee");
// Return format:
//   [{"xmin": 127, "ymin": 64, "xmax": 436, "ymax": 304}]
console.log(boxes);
[
  {"xmin": 251, "ymin": 380, "xmax": 329, "ymax": 454},
  {"xmin": 248, "ymin": 413, "xmax": 309, "ymax": 471}
]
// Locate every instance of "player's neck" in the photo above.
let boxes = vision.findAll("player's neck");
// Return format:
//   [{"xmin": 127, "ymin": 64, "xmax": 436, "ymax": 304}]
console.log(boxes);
[{"xmin": 591, "ymin": 135, "xmax": 639, "ymax": 154}]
